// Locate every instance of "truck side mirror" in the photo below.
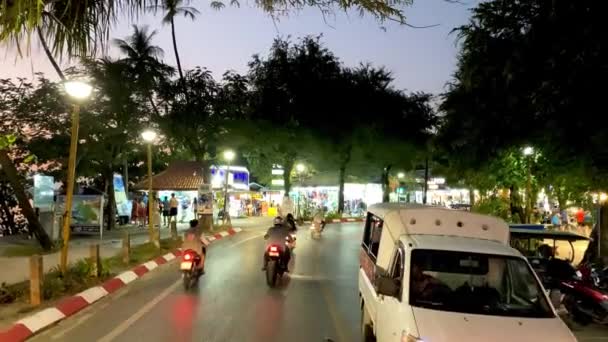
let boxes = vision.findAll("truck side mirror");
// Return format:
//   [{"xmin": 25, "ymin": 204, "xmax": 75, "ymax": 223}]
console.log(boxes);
[{"xmin": 376, "ymin": 275, "xmax": 400, "ymax": 298}]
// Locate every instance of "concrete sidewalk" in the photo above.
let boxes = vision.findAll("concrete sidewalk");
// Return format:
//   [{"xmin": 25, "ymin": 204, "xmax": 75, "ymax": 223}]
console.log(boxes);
[{"xmin": 0, "ymin": 216, "xmax": 273, "ymax": 285}]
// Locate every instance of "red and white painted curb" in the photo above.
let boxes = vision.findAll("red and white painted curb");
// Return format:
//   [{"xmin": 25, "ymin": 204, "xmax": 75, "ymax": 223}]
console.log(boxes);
[
  {"xmin": 0, "ymin": 227, "xmax": 243, "ymax": 342},
  {"xmin": 303, "ymin": 218, "xmax": 364, "ymax": 224}
]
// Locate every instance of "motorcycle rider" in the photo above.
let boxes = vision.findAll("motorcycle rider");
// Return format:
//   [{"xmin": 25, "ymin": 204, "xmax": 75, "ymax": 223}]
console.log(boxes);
[
  {"xmin": 262, "ymin": 216, "xmax": 293, "ymax": 271},
  {"xmin": 285, "ymin": 213, "xmax": 297, "ymax": 233},
  {"xmin": 181, "ymin": 219, "xmax": 210, "ymax": 274}
]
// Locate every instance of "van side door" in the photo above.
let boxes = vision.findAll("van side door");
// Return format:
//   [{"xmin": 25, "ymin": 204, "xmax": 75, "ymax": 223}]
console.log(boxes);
[
  {"xmin": 377, "ymin": 243, "xmax": 407, "ymax": 341},
  {"xmin": 359, "ymin": 213, "xmax": 384, "ymax": 323}
]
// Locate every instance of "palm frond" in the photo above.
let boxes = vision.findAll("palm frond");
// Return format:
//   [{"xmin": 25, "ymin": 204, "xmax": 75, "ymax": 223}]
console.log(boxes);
[{"xmin": 210, "ymin": 1, "xmax": 226, "ymax": 10}]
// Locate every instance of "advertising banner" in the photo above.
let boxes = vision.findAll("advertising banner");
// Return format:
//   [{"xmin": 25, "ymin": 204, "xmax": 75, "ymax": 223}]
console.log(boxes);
[
  {"xmin": 56, "ymin": 195, "xmax": 104, "ymax": 236},
  {"xmin": 113, "ymin": 174, "xmax": 132, "ymax": 218},
  {"xmin": 33, "ymin": 174, "xmax": 54, "ymax": 212}
]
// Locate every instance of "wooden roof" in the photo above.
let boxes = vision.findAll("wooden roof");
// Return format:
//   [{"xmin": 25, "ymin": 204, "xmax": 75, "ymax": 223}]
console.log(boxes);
[{"xmin": 134, "ymin": 161, "xmax": 205, "ymax": 191}]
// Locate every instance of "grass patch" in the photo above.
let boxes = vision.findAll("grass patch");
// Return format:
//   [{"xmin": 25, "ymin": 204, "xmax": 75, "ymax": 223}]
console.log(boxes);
[
  {"xmin": 1, "ymin": 237, "xmax": 182, "ymax": 307},
  {"xmin": 0, "ymin": 244, "xmax": 60, "ymax": 257}
]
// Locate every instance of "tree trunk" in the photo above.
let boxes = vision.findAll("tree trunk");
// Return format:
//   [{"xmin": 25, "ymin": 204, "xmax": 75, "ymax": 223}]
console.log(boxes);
[
  {"xmin": 337, "ymin": 145, "xmax": 352, "ymax": 213},
  {"xmin": 338, "ymin": 164, "xmax": 346, "ymax": 213},
  {"xmin": 509, "ymin": 185, "xmax": 526, "ymax": 223},
  {"xmin": 171, "ymin": 18, "xmax": 185, "ymax": 82},
  {"xmin": 597, "ymin": 203, "xmax": 608, "ymax": 260},
  {"xmin": 0, "ymin": 149, "xmax": 52, "ymax": 249},
  {"xmin": 423, "ymin": 156, "xmax": 429, "ymax": 204},
  {"xmin": 381, "ymin": 165, "xmax": 392, "ymax": 203},
  {"xmin": 123, "ymin": 157, "xmax": 129, "ymax": 194},
  {"xmin": 282, "ymin": 157, "xmax": 295, "ymax": 194},
  {"xmin": 105, "ymin": 168, "xmax": 116, "ymax": 231},
  {"xmin": 468, "ymin": 187, "xmax": 475, "ymax": 207},
  {"xmin": 37, "ymin": 27, "xmax": 65, "ymax": 81}
]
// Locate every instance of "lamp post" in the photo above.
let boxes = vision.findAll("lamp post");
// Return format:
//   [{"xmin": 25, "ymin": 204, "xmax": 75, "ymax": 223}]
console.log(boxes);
[
  {"xmin": 295, "ymin": 163, "xmax": 306, "ymax": 220},
  {"xmin": 141, "ymin": 129, "xmax": 158, "ymax": 246},
  {"xmin": 222, "ymin": 150, "xmax": 235, "ymax": 225},
  {"xmin": 60, "ymin": 80, "xmax": 93, "ymax": 275},
  {"xmin": 523, "ymin": 146, "xmax": 534, "ymax": 223}
]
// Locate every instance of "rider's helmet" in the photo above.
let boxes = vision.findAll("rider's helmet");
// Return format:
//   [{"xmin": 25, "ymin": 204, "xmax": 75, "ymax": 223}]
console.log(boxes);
[
  {"xmin": 286, "ymin": 213, "xmax": 294, "ymax": 221},
  {"xmin": 273, "ymin": 216, "xmax": 283, "ymax": 226}
]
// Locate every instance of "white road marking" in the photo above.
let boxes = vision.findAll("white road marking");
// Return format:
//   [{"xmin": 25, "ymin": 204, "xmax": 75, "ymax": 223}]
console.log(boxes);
[
  {"xmin": 219, "ymin": 231, "xmax": 229, "ymax": 237},
  {"xmin": 96, "ymin": 279, "xmax": 181, "ymax": 342},
  {"xmin": 51, "ymin": 311, "xmax": 94, "ymax": 339}
]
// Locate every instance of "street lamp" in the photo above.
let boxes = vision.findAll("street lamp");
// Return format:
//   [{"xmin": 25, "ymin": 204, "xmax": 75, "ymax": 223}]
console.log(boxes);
[
  {"xmin": 295, "ymin": 163, "xmax": 306, "ymax": 220},
  {"xmin": 141, "ymin": 129, "xmax": 158, "ymax": 246},
  {"xmin": 523, "ymin": 146, "xmax": 534, "ymax": 223},
  {"xmin": 60, "ymin": 80, "xmax": 92, "ymax": 275},
  {"xmin": 397, "ymin": 172, "xmax": 405, "ymax": 179},
  {"xmin": 222, "ymin": 150, "xmax": 235, "ymax": 225}
]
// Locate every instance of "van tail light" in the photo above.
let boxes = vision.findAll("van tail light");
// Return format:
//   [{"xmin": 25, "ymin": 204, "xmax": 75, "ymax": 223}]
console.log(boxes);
[{"xmin": 402, "ymin": 331, "xmax": 423, "ymax": 342}]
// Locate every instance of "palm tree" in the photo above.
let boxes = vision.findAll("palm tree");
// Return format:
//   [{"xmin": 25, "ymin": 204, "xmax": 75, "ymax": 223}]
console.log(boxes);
[
  {"xmin": 156, "ymin": 0, "xmax": 200, "ymax": 82},
  {"xmin": 114, "ymin": 25, "xmax": 174, "ymax": 118}
]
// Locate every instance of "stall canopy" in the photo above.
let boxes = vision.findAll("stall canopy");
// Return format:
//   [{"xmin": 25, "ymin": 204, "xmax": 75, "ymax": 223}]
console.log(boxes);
[{"xmin": 134, "ymin": 161, "xmax": 205, "ymax": 191}]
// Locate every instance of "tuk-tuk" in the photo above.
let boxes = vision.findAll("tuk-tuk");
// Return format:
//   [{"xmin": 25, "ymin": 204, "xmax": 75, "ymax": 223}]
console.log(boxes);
[{"xmin": 510, "ymin": 224, "xmax": 590, "ymax": 288}]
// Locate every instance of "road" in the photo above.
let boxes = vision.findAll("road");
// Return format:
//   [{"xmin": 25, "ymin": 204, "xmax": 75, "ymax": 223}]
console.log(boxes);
[
  {"xmin": 28, "ymin": 222, "xmax": 608, "ymax": 342},
  {"xmin": 31, "ymin": 222, "xmax": 362, "ymax": 342}
]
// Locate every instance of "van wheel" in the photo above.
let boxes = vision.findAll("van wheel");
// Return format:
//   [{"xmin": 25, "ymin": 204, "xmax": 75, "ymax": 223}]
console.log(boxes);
[{"xmin": 361, "ymin": 305, "xmax": 375, "ymax": 342}]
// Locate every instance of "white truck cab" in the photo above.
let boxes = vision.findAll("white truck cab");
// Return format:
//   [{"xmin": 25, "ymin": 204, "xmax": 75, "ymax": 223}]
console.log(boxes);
[{"xmin": 358, "ymin": 203, "xmax": 575, "ymax": 342}]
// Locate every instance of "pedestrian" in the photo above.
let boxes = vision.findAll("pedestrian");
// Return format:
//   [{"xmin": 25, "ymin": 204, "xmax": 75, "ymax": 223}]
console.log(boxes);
[
  {"xmin": 551, "ymin": 212, "xmax": 561, "ymax": 230},
  {"xmin": 131, "ymin": 197, "xmax": 139, "ymax": 225},
  {"xmin": 576, "ymin": 207, "xmax": 585, "ymax": 227},
  {"xmin": 169, "ymin": 193, "xmax": 178, "ymax": 224},
  {"xmin": 162, "ymin": 196, "xmax": 170, "ymax": 227},
  {"xmin": 192, "ymin": 197, "xmax": 198, "ymax": 220},
  {"xmin": 138, "ymin": 198, "xmax": 146, "ymax": 227}
]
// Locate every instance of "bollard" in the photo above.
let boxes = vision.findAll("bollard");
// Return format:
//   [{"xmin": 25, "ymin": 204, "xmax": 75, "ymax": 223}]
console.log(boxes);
[
  {"xmin": 89, "ymin": 244, "xmax": 100, "ymax": 277},
  {"xmin": 123, "ymin": 231, "xmax": 130, "ymax": 264},
  {"xmin": 170, "ymin": 221, "xmax": 178, "ymax": 240},
  {"xmin": 30, "ymin": 255, "xmax": 42, "ymax": 306}
]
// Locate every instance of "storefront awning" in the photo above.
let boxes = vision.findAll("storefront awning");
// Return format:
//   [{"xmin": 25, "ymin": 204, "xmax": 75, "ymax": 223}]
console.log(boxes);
[{"xmin": 133, "ymin": 161, "xmax": 205, "ymax": 191}]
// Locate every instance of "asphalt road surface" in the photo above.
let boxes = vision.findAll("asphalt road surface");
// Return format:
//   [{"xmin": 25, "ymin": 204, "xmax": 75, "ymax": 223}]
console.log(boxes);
[
  {"xmin": 31, "ymin": 223, "xmax": 362, "ymax": 342},
  {"xmin": 29, "ymin": 222, "xmax": 608, "ymax": 342}
]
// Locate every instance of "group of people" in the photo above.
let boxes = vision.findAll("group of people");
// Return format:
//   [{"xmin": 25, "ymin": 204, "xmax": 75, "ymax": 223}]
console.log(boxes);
[
  {"xmin": 545, "ymin": 207, "xmax": 592, "ymax": 234},
  {"xmin": 131, "ymin": 193, "xmax": 183, "ymax": 228}
]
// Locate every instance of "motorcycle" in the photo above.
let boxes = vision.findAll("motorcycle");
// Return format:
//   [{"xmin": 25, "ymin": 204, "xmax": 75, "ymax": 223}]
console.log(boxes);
[
  {"xmin": 561, "ymin": 264, "xmax": 608, "ymax": 325},
  {"xmin": 265, "ymin": 242, "xmax": 289, "ymax": 287},
  {"xmin": 310, "ymin": 221, "xmax": 323, "ymax": 240},
  {"xmin": 180, "ymin": 249, "xmax": 203, "ymax": 290}
]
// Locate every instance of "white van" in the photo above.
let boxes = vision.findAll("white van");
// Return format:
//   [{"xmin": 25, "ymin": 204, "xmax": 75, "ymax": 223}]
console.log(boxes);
[{"xmin": 358, "ymin": 203, "xmax": 575, "ymax": 342}]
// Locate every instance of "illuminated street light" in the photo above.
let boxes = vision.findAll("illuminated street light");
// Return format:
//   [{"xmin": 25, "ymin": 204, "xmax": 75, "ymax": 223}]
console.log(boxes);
[
  {"xmin": 523, "ymin": 146, "xmax": 534, "ymax": 156},
  {"xmin": 296, "ymin": 163, "xmax": 306, "ymax": 173},
  {"xmin": 141, "ymin": 129, "xmax": 157, "ymax": 143},
  {"xmin": 223, "ymin": 150, "xmax": 235, "ymax": 162},
  {"xmin": 64, "ymin": 80, "xmax": 93, "ymax": 100},
  {"xmin": 60, "ymin": 80, "xmax": 92, "ymax": 275},
  {"xmin": 397, "ymin": 172, "xmax": 405, "ymax": 179}
]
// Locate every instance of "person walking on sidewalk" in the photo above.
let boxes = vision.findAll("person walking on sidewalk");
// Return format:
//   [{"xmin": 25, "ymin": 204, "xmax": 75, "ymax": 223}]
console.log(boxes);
[
  {"xmin": 162, "ymin": 196, "xmax": 170, "ymax": 227},
  {"xmin": 169, "ymin": 193, "xmax": 179, "ymax": 225}
]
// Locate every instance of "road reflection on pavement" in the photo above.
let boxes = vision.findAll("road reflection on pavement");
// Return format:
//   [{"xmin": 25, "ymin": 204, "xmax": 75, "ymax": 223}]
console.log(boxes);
[
  {"xmin": 253, "ymin": 291, "xmax": 287, "ymax": 342},
  {"xmin": 169, "ymin": 293, "xmax": 199, "ymax": 342}
]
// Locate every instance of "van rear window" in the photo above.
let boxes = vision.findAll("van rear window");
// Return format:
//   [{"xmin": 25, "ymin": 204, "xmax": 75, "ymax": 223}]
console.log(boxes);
[{"xmin": 362, "ymin": 213, "xmax": 383, "ymax": 260}]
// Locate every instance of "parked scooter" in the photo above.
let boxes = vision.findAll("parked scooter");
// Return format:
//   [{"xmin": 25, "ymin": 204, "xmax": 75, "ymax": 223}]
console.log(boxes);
[{"xmin": 561, "ymin": 263, "xmax": 608, "ymax": 325}]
